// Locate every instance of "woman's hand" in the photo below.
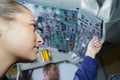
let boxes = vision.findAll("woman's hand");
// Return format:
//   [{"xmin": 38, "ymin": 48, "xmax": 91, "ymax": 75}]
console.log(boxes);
[{"xmin": 85, "ymin": 36, "xmax": 102, "ymax": 58}]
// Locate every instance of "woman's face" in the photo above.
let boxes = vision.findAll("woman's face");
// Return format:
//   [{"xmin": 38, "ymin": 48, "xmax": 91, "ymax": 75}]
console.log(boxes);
[{"xmin": 1, "ymin": 12, "xmax": 43, "ymax": 61}]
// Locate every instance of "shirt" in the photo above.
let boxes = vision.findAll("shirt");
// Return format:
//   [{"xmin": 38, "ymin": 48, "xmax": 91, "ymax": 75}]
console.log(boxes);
[{"xmin": 73, "ymin": 56, "xmax": 98, "ymax": 80}]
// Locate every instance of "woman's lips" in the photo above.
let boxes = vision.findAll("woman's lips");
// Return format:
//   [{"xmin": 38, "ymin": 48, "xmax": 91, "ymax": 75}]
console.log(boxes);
[
  {"xmin": 34, "ymin": 45, "xmax": 39, "ymax": 48},
  {"xmin": 36, "ymin": 46, "xmax": 39, "ymax": 49}
]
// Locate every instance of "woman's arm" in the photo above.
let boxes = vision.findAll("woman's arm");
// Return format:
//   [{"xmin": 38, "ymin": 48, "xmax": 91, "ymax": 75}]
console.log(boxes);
[{"xmin": 73, "ymin": 37, "xmax": 102, "ymax": 80}]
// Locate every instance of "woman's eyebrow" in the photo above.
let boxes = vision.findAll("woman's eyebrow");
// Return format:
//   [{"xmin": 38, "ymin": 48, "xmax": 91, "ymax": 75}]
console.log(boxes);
[{"xmin": 30, "ymin": 20, "xmax": 36, "ymax": 23}]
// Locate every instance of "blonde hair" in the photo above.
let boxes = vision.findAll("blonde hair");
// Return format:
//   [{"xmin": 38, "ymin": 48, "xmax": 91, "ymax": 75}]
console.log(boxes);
[{"xmin": 0, "ymin": 0, "xmax": 30, "ymax": 21}]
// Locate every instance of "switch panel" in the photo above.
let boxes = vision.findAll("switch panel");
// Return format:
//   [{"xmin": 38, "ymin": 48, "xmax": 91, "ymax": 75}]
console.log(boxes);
[
  {"xmin": 21, "ymin": 2, "xmax": 102, "ymax": 57},
  {"xmin": 73, "ymin": 9, "xmax": 103, "ymax": 57}
]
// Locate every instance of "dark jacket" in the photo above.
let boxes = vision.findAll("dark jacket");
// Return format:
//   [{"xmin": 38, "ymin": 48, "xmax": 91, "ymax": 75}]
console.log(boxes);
[{"xmin": 73, "ymin": 56, "xmax": 98, "ymax": 80}]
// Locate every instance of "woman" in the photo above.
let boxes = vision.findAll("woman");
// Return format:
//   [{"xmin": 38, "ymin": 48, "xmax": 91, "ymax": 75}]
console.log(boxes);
[
  {"xmin": 0, "ymin": 0, "xmax": 102, "ymax": 80},
  {"xmin": 0, "ymin": 0, "xmax": 43, "ymax": 79}
]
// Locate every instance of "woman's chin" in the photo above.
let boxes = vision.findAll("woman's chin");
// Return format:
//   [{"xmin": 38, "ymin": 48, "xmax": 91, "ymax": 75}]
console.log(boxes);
[
  {"xmin": 18, "ymin": 55, "xmax": 37, "ymax": 63},
  {"xmin": 20, "ymin": 58, "xmax": 37, "ymax": 63},
  {"xmin": 28, "ymin": 55, "xmax": 37, "ymax": 62},
  {"xmin": 31, "ymin": 57, "xmax": 37, "ymax": 61},
  {"xmin": 28, "ymin": 48, "xmax": 38, "ymax": 61}
]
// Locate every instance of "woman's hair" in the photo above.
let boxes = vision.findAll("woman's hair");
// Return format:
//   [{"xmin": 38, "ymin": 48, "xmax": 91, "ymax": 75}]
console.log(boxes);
[{"xmin": 0, "ymin": 0, "xmax": 30, "ymax": 21}]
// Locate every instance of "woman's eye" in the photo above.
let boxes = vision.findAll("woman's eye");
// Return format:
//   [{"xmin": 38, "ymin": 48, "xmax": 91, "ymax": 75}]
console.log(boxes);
[{"xmin": 31, "ymin": 23, "xmax": 37, "ymax": 31}]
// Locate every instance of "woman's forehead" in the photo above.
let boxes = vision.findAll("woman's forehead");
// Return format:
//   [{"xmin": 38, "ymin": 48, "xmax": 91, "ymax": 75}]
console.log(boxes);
[{"xmin": 15, "ymin": 12, "xmax": 35, "ymax": 23}]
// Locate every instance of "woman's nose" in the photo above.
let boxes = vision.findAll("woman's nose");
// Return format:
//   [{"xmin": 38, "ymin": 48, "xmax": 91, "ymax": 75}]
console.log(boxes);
[{"xmin": 36, "ymin": 32, "xmax": 44, "ymax": 45}]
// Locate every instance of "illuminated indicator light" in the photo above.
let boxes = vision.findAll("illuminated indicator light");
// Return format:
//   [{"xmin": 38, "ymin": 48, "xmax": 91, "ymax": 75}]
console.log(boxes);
[{"xmin": 40, "ymin": 49, "xmax": 51, "ymax": 62}]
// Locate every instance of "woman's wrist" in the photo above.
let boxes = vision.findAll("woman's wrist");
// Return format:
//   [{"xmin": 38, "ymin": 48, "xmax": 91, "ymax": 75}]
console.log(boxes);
[{"xmin": 85, "ymin": 51, "xmax": 96, "ymax": 59}]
